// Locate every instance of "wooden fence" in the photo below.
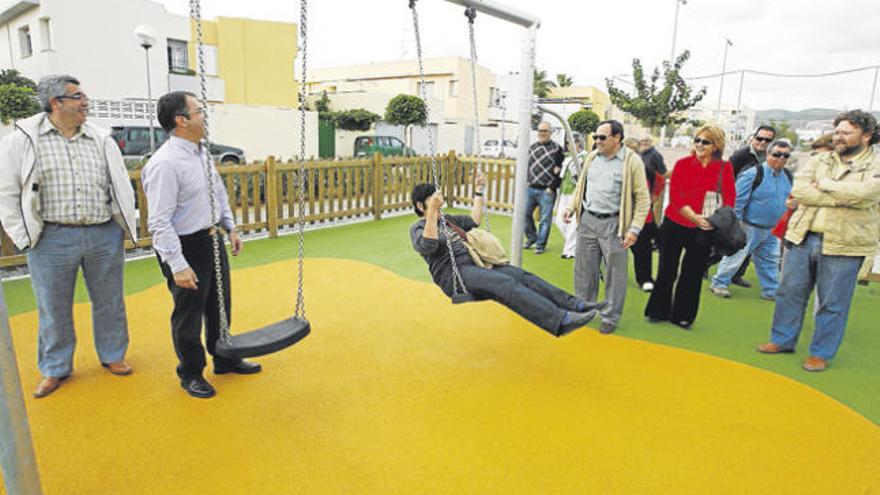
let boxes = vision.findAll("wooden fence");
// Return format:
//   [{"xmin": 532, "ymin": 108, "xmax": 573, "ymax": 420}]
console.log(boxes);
[{"xmin": 0, "ymin": 152, "xmax": 516, "ymax": 268}]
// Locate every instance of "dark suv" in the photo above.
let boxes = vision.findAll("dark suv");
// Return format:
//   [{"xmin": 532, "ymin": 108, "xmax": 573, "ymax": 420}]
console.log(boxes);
[{"xmin": 111, "ymin": 126, "xmax": 246, "ymax": 164}]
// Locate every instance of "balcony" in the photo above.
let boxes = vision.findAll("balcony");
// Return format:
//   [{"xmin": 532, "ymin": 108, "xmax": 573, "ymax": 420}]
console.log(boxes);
[
  {"xmin": 168, "ymin": 72, "xmax": 225, "ymax": 102},
  {"xmin": 0, "ymin": 0, "xmax": 38, "ymax": 24}
]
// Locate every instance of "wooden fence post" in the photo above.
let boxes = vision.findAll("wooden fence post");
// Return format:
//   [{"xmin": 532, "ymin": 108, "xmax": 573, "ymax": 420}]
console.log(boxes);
[
  {"xmin": 445, "ymin": 150, "xmax": 456, "ymax": 206},
  {"xmin": 372, "ymin": 152, "xmax": 383, "ymax": 220},
  {"xmin": 265, "ymin": 157, "xmax": 279, "ymax": 238}
]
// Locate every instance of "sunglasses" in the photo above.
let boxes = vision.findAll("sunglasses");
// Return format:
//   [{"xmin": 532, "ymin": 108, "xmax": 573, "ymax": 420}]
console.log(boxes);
[
  {"xmin": 754, "ymin": 136, "xmax": 773, "ymax": 143},
  {"xmin": 694, "ymin": 138, "xmax": 713, "ymax": 146},
  {"xmin": 770, "ymin": 152, "xmax": 791, "ymax": 159},
  {"xmin": 592, "ymin": 134, "xmax": 610, "ymax": 141}
]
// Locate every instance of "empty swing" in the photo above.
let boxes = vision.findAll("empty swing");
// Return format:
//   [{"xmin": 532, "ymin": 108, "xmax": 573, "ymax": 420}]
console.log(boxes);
[{"xmin": 188, "ymin": 0, "xmax": 311, "ymax": 358}]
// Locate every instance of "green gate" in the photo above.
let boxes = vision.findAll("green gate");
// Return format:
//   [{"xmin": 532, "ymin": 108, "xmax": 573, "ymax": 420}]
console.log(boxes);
[{"xmin": 318, "ymin": 121, "xmax": 336, "ymax": 158}]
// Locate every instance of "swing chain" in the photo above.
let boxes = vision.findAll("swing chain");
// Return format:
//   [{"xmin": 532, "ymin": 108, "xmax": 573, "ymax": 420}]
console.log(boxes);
[
  {"xmin": 464, "ymin": 5, "xmax": 490, "ymax": 232},
  {"xmin": 190, "ymin": 0, "xmax": 232, "ymax": 345},
  {"xmin": 295, "ymin": 0, "xmax": 308, "ymax": 320},
  {"xmin": 409, "ymin": 0, "xmax": 468, "ymax": 298}
]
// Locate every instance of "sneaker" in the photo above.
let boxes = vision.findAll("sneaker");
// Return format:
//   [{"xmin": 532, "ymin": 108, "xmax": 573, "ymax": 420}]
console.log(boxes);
[
  {"xmin": 523, "ymin": 242, "xmax": 535, "ymax": 249},
  {"xmin": 732, "ymin": 277, "xmax": 751, "ymax": 288},
  {"xmin": 760, "ymin": 293, "xmax": 775, "ymax": 301},
  {"xmin": 641, "ymin": 282, "xmax": 654, "ymax": 292},
  {"xmin": 534, "ymin": 247, "xmax": 546, "ymax": 255},
  {"xmin": 599, "ymin": 321, "xmax": 616, "ymax": 334},
  {"xmin": 557, "ymin": 310, "xmax": 598, "ymax": 337},
  {"xmin": 710, "ymin": 286, "xmax": 731, "ymax": 298},
  {"xmin": 560, "ymin": 254, "xmax": 574, "ymax": 259}
]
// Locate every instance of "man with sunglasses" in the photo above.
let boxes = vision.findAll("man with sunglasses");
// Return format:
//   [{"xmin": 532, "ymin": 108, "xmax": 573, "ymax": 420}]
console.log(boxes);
[
  {"xmin": 711, "ymin": 140, "xmax": 793, "ymax": 300},
  {"xmin": 0, "ymin": 74, "xmax": 138, "ymax": 398},
  {"xmin": 523, "ymin": 121, "xmax": 565, "ymax": 254},
  {"xmin": 563, "ymin": 120, "xmax": 650, "ymax": 333},
  {"xmin": 726, "ymin": 125, "xmax": 776, "ymax": 287},
  {"xmin": 758, "ymin": 110, "xmax": 880, "ymax": 372}
]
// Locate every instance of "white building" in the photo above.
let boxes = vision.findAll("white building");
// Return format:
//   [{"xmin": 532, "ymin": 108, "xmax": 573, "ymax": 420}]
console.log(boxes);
[{"xmin": 0, "ymin": 0, "xmax": 316, "ymax": 160}]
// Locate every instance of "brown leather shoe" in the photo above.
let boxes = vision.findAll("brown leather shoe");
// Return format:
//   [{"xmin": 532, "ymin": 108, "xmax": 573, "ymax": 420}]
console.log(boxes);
[
  {"xmin": 33, "ymin": 376, "xmax": 68, "ymax": 398},
  {"xmin": 102, "ymin": 361, "xmax": 133, "ymax": 376},
  {"xmin": 757, "ymin": 342, "xmax": 794, "ymax": 354},
  {"xmin": 803, "ymin": 356, "xmax": 827, "ymax": 372}
]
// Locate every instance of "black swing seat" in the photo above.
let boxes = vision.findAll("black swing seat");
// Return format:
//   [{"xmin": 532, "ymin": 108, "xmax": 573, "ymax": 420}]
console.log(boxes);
[
  {"xmin": 215, "ymin": 317, "xmax": 311, "ymax": 360},
  {"xmin": 451, "ymin": 293, "xmax": 476, "ymax": 305}
]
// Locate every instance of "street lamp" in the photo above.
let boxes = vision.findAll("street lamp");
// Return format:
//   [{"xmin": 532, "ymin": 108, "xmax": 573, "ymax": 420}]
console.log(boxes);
[
  {"xmin": 134, "ymin": 25, "xmax": 157, "ymax": 154},
  {"xmin": 670, "ymin": 0, "xmax": 687, "ymax": 63},
  {"xmin": 716, "ymin": 38, "xmax": 733, "ymax": 125},
  {"xmin": 663, "ymin": 0, "xmax": 687, "ymax": 147}
]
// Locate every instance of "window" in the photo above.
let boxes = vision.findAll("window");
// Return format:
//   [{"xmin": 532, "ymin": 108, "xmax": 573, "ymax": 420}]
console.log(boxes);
[
  {"xmin": 18, "ymin": 25, "xmax": 32, "ymax": 58},
  {"xmin": 417, "ymin": 81, "xmax": 434, "ymax": 98},
  {"xmin": 390, "ymin": 137, "xmax": 404, "ymax": 148},
  {"xmin": 203, "ymin": 45, "xmax": 218, "ymax": 76},
  {"xmin": 167, "ymin": 39, "xmax": 189, "ymax": 73},
  {"xmin": 448, "ymin": 80, "xmax": 458, "ymax": 97},
  {"xmin": 39, "ymin": 17, "xmax": 52, "ymax": 51}
]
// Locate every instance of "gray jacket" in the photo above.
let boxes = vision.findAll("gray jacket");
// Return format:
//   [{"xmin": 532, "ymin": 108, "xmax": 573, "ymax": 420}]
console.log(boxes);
[{"xmin": 0, "ymin": 113, "xmax": 138, "ymax": 250}]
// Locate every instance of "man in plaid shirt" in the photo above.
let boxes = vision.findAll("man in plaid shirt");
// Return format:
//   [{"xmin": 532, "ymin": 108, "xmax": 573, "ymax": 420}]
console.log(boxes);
[
  {"xmin": 523, "ymin": 121, "xmax": 565, "ymax": 254},
  {"xmin": 0, "ymin": 75, "xmax": 138, "ymax": 398}
]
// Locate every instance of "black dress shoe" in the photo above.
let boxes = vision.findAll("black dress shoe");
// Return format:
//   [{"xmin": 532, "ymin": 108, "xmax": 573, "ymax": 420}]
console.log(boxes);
[
  {"xmin": 214, "ymin": 359, "xmax": 262, "ymax": 375},
  {"xmin": 557, "ymin": 310, "xmax": 598, "ymax": 337},
  {"xmin": 731, "ymin": 277, "xmax": 752, "ymax": 288},
  {"xmin": 181, "ymin": 376, "xmax": 216, "ymax": 399}
]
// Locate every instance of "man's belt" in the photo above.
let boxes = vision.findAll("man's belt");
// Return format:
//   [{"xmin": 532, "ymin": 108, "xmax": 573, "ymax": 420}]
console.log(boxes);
[{"xmin": 586, "ymin": 210, "xmax": 619, "ymax": 220}]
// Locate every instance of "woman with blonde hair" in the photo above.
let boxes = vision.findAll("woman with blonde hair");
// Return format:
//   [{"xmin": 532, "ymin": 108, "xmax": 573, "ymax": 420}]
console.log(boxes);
[{"xmin": 644, "ymin": 124, "xmax": 736, "ymax": 329}]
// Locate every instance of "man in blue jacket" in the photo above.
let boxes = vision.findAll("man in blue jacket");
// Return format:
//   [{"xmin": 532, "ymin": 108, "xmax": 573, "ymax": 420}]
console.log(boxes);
[{"xmin": 710, "ymin": 139, "xmax": 794, "ymax": 300}]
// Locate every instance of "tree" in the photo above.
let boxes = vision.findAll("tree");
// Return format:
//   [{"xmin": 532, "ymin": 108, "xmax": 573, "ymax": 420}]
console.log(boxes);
[
  {"xmin": 605, "ymin": 51, "xmax": 706, "ymax": 132},
  {"xmin": 533, "ymin": 68, "xmax": 554, "ymax": 99},
  {"xmin": 568, "ymin": 109, "xmax": 600, "ymax": 136},
  {"xmin": 769, "ymin": 120, "xmax": 798, "ymax": 145},
  {"xmin": 384, "ymin": 94, "xmax": 427, "ymax": 147},
  {"xmin": 0, "ymin": 84, "xmax": 41, "ymax": 124},
  {"xmin": 0, "ymin": 69, "xmax": 36, "ymax": 91},
  {"xmin": 555, "ymin": 73, "xmax": 573, "ymax": 87},
  {"xmin": 333, "ymin": 108, "xmax": 380, "ymax": 132}
]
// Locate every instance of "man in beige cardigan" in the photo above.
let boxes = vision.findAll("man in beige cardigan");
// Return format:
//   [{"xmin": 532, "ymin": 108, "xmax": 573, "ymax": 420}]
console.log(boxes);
[{"xmin": 563, "ymin": 120, "xmax": 650, "ymax": 333}]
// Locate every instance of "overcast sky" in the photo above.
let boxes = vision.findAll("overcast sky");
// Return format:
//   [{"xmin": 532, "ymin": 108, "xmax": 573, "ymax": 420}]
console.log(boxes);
[{"xmin": 160, "ymin": 0, "xmax": 879, "ymax": 112}]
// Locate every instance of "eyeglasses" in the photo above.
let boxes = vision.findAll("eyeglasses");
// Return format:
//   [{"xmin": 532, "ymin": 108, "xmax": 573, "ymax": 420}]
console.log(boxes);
[
  {"xmin": 754, "ymin": 136, "xmax": 773, "ymax": 143},
  {"xmin": 57, "ymin": 92, "xmax": 88, "ymax": 101},
  {"xmin": 592, "ymin": 134, "xmax": 610, "ymax": 141},
  {"xmin": 694, "ymin": 138, "xmax": 713, "ymax": 146},
  {"xmin": 770, "ymin": 152, "xmax": 791, "ymax": 159},
  {"xmin": 537, "ymin": 130, "xmax": 551, "ymax": 134}
]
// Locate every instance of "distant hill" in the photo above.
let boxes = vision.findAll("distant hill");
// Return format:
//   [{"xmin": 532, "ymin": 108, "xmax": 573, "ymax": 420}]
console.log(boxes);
[{"xmin": 757, "ymin": 108, "xmax": 880, "ymax": 123}]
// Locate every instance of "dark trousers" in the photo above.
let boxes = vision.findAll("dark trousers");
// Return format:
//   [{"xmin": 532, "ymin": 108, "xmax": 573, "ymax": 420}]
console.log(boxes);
[
  {"xmin": 631, "ymin": 221, "xmax": 659, "ymax": 285},
  {"xmin": 644, "ymin": 220, "xmax": 712, "ymax": 325},
  {"xmin": 734, "ymin": 254, "xmax": 750, "ymax": 280},
  {"xmin": 456, "ymin": 264, "xmax": 582, "ymax": 335},
  {"xmin": 157, "ymin": 229, "xmax": 236, "ymax": 379}
]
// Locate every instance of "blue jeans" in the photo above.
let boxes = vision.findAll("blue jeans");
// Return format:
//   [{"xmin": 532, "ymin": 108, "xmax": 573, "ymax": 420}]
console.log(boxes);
[
  {"xmin": 524, "ymin": 187, "xmax": 556, "ymax": 249},
  {"xmin": 712, "ymin": 222, "xmax": 781, "ymax": 297},
  {"xmin": 769, "ymin": 233, "xmax": 862, "ymax": 360},
  {"xmin": 26, "ymin": 222, "xmax": 129, "ymax": 377}
]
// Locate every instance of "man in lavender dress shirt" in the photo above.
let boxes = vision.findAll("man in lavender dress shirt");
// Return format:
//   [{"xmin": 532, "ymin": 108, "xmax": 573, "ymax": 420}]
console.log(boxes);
[{"xmin": 143, "ymin": 92, "xmax": 259, "ymax": 399}]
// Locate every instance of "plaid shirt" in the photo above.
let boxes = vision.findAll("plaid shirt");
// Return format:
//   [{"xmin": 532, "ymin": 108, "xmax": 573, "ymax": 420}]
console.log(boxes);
[
  {"xmin": 527, "ymin": 140, "xmax": 564, "ymax": 189},
  {"xmin": 36, "ymin": 116, "xmax": 112, "ymax": 225}
]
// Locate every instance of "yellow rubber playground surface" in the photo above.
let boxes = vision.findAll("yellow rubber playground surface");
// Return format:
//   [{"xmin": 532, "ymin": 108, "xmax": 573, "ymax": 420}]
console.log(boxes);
[{"xmin": 4, "ymin": 259, "xmax": 880, "ymax": 494}]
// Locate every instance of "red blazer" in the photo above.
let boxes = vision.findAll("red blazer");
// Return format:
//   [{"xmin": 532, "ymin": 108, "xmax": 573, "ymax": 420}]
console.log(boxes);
[{"xmin": 664, "ymin": 155, "xmax": 736, "ymax": 228}]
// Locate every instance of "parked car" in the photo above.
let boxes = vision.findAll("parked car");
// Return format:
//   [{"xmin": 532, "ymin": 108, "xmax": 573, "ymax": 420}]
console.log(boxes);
[
  {"xmin": 353, "ymin": 135, "xmax": 415, "ymax": 157},
  {"xmin": 111, "ymin": 126, "xmax": 246, "ymax": 164},
  {"xmin": 481, "ymin": 139, "xmax": 517, "ymax": 158}
]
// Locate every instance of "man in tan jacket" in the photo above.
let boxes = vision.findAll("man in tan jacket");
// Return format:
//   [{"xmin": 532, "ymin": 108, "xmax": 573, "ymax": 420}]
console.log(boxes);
[
  {"xmin": 563, "ymin": 120, "xmax": 650, "ymax": 333},
  {"xmin": 758, "ymin": 110, "xmax": 880, "ymax": 371}
]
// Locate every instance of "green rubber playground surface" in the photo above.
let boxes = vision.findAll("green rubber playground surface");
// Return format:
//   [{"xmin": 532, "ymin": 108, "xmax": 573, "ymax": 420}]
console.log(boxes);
[{"xmin": 3, "ymin": 212, "xmax": 878, "ymax": 423}]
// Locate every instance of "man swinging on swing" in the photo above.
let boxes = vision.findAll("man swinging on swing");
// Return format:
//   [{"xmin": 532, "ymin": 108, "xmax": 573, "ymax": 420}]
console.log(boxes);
[
  {"xmin": 410, "ymin": 174, "xmax": 605, "ymax": 337},
  {"xmin": 143, "ymin": 91, "xmax": 261, "ymax": 399}
]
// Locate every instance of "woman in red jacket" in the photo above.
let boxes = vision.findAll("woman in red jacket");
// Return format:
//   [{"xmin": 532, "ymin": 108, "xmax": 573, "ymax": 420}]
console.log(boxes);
[{"xmin": 644, "ymin": 125, "xmax": 735, "ymax": 328}]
